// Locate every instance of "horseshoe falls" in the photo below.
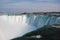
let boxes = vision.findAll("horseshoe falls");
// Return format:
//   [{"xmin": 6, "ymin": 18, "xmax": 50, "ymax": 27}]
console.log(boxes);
[
  {"xmin": 26, "ymin": 15, "xmax": 57, "ymax": 28},
  {"xmin": 0, "ymin": 15, "xmax": 59, "ymax": 40}
]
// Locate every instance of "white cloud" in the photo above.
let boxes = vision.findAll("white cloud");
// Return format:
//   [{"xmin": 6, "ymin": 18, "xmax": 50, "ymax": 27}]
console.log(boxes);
[{"xmin": 2, "ymin": 1, "xmax": 60, "ymax": 12}]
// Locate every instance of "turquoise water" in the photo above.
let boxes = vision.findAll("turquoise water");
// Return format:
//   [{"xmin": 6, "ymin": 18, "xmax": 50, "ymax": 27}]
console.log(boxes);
[{"xmin": 25, "ymin": 15, "xmax": 58, "ymax": 28}]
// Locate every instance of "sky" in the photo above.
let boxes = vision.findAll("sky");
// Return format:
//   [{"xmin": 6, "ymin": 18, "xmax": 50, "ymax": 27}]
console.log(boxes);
[{"xmin": 0, "ymin": 0, "xmax": 60, "ymax": 12}]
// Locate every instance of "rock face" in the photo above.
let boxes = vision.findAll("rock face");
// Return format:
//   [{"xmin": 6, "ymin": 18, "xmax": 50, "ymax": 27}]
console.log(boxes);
[{"xmin": 12, "ymin": 24, "xmax": 60, "ymax": 40}]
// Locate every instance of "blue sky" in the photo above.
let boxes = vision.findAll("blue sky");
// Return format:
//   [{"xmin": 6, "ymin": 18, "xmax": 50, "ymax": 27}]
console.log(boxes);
[{"xmin": 0, "ymin": 0, "xmax": 60, "ymax": 12}]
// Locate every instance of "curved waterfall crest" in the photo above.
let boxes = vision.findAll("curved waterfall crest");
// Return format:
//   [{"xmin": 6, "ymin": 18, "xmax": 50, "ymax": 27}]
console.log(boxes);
[{"xmin": 0, "ymin": 15, "xmax": 59, "ymax": 27}]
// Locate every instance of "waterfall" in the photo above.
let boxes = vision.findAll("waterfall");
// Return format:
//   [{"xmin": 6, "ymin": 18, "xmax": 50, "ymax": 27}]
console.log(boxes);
[
  {"xmin": 55, "ymin": 17, "xmax": 60, "ymax": 23},
  {"xmin": 0, "ymin": 15, "xmax": 57, "ymax": 26},
  {"xmin": 26, "ymin": 14, "xmax": 35, "ymax": 25},
  {"xmin": 33, "ymin": 15, "xmax": 51, "ymax": 28},
  {"xmin": 0, "ymin": 15, "xmax": 37, "ymax": 40},
  {"xmin": 48, "ymin": 16, "xmax": 57, "ymax": 25},
  {"xmin": 26, "ymin": 15, "xmax": 57, "ymax": 28},
  {"xmin": 0, "ymin": 15, "xmax": 58, "ymax": 40}
]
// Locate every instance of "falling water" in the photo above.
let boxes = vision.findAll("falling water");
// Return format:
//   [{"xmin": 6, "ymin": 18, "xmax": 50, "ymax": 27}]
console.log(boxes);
[
  {"xmin": 0, "ymin": 14, "xmax": 59, "ymax": 40},
  {"xmin": 25, "ymin": 15, "xmax": 58, "ymax": 28},
  {"xmin": 0, "ymin": 15, "xmax": 58, "ymax": 26}
]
